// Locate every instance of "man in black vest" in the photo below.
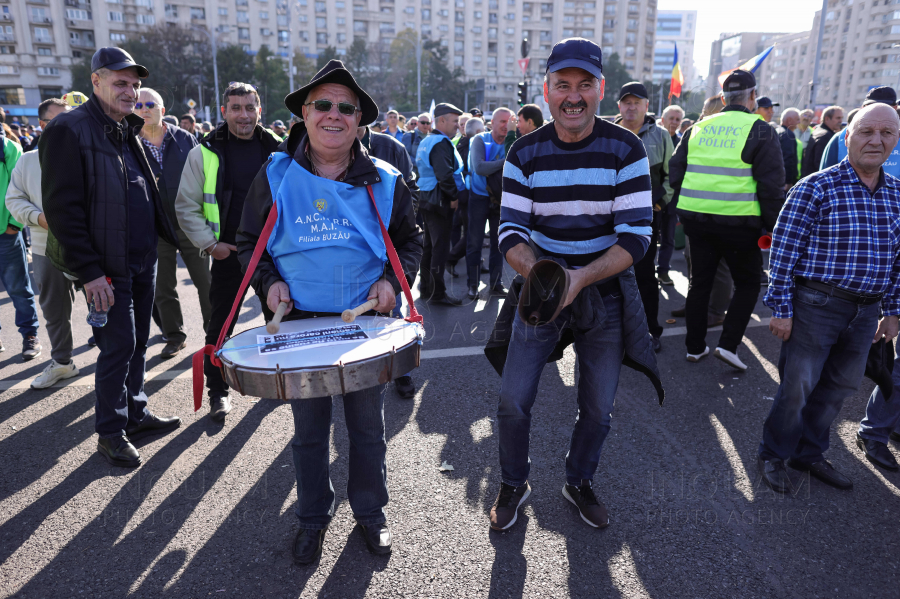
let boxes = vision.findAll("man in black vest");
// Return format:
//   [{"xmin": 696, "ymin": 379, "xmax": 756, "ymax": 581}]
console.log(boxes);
[{"xmin": 41, "ymin": 48, "xmax": 182, "ymax": 468}]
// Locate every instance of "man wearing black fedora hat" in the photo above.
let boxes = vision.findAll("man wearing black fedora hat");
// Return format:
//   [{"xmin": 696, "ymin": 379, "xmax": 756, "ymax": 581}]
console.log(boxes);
[
  {"xmin": 40, "ymin": 47, "xmax": 182, "ymax": 468},
  {"xmin": 237, "ymin": 60, "xmax": 422, "ymax": 565}
]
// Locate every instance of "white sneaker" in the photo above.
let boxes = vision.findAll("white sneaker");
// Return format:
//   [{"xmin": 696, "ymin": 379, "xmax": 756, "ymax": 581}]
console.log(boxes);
[
  {"xmin": 715, "ymin": 347, "xmax": 748, "ymax": 371},
  {"xmin": 686, "ymin": 346, "xmax": 710, "ymax": 362},
  {"xmin": 31, "ymin": 360, "xmax": 79, "ymax": 389}
]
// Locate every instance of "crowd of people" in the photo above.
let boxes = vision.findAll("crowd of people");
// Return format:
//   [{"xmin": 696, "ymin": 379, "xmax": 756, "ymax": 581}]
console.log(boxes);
[{"xmin": 2, "ymin": 38, "xmax": 900, "ymax": 566}]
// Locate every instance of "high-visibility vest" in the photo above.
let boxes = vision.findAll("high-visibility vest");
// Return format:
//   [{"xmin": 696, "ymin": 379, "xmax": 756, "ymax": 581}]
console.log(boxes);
[
  {"xmin": 795, "ymin": 136, "xmax": 802, "ymax": 179},
  {"xmin": 679, "ymin": 111, "xmax": 761, "ymax": 218},
  {"xmin": 200, "ymin": 145, "xmax": 222, "ymax": 240}
]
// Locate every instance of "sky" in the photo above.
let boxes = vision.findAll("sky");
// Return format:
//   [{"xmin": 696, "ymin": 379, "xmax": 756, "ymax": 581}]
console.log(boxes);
[{"xmin": 659, "ymin": 0, "xmax": 825, "ymax": 77}]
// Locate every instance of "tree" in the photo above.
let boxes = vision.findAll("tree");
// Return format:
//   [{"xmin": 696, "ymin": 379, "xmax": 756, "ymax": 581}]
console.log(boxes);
[
  {"xmin": 290, "ymin": 49, "xmax": 318, "ymax": 95},
  {"xmin": 421, "ymin": 38, "xmax": 467, "ymax": 108},
  {"xmin": 316, "ymin": 46, "xmax": 338, "ymax": 70},
  {"xmin": 344, "ymin": 37, "xmax": 369, "ymax": 83},
  {"xmin": 214, "ymin": 43, "xmax": 255, "ymax": 101},
  {"xmin": 598, "ymin": 52, "xmax": 633, "ymax": 117},
  {"xmin": 254, "ymin": 45, "xmax": 290, "ymax": 124}
]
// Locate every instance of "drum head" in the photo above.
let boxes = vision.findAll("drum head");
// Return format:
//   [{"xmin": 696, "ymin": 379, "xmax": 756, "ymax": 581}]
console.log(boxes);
[{"xmin": 220, "ymin": 315, "xmax": 420, "ymax": 370}]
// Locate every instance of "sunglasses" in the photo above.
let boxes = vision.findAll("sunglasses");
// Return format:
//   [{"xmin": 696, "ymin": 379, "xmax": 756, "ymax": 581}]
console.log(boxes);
[
  {"xmin": 135, "ymin": 102, "xmax": 156, "ymax": 109},
  {"xmin": 419, "ymin": 120, "xmax": 432, "ymax": 125},
  {"xmin": 304, "ymin": 99, "xmax": 361, "ymax": 116}
]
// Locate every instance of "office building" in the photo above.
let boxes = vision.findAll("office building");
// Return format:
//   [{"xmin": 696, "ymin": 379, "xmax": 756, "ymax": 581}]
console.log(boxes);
[{"xmin": 651, "ymin": 9, "xmax": 695, "ymax": 91}]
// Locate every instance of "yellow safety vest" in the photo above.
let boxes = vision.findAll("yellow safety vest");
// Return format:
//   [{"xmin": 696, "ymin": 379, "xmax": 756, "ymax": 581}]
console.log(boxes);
[
  {"xmin": 679, "ymin": 111, "xmax": 761, "ymax": 218},
  {"xmin": 795, "ymin": 136, "xmax": 802, "ymax": 179},
  {"xmin": 200, "ymin": 145, "xmax": 221, "ymax": 240}
]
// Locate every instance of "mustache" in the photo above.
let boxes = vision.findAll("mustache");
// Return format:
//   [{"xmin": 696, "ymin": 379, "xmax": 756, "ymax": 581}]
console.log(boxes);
[{"xmin": 561, "ymin": 101, "xmax": 588, "ymax": 109}]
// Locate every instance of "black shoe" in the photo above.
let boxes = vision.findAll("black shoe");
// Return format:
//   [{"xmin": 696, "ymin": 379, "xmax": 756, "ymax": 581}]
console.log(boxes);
[
  {"xmin": 87, "ymin": 335, "xmax": 97, "ymax": 347},
  {"xmin": 467, "ymin": 286, "xmax": 479, "ymax": 300},
  {"xmin": 209, "ymin": 394, "xmax": 232, "ymax": 422},
  {"xmin": 787, "ymin": 458, "xmax": 853, "ymax": 490},
  {"xmin": 432, "ymin": 294, "xmax": 463, "ymax": 306},
  {"xmin": 359, "ymin": 522, "xmax": 392, "ymax": 555},
  {"xmin": 671, "ymin": 306, "xmax": 686, "ymax": 317},
  {"xmin": 292, "ymin": 527, "xmax": 326, "ymax": 565},
  {"xmin": 22, "ymin": 336, "xmax": 41, "ymax": 361},
  {"xmin": 160, "ymin": 337, "xmax": 187, "ymax": 360},
  {"xmin": 856, "ymin": 434, "xmax": 899, "ymax": 471},
  {"xmin": 447, "ymin": 262, "xmax": 460, "ymax": 278},
  {"xmin": 562, "ymin": 482, "xmax": 609, "ymax": 528},
  {"xmin": 97, "ymin": 435, "xmax": 141, "ymax": 468},
  {"xmin": 657, "ymin": 272, "xmax": 674, "ymax": 286},
  {"xmin": 758, "ymin": 457, "xmax": 793, "ymax": 494},
  {"xmin": 651, "ymin": 335, "xmax": 661, "ymax": 353},
  {"xmin": 125, "ymin": 413, "xmax": 182, "ymax": 442},
  {"xmin": 395, "ymin": 375, "xmax": 415, "ymax": 399},
  {"xmin": 490, "ymin": 283, "xmax": 508, "ymax": 295},
  {"xmin": 480, "ymin": 263, "xmax": 490, "ymax": 274},
  {"xmin": 891, "ymin": 431, "xmax": 900, "ymax": 443}
]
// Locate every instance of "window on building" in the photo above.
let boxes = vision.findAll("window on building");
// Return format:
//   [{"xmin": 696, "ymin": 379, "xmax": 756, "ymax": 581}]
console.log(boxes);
[
  {"xmin": 0, "ymin": 87, "xmax": 24, "ymax": 104},
  {"xmin": 337, "ymin": 32, "xmax": 346, "ymax": 42},
  {"xmin": 108, "ymin": 11, "xmax": 124, "ymax": 22},
  {"xmin": 259, "ymin": 11, "xmax": 269, "ymax": 18},
  {"xmin": 190, "ymin": 7, "xmax": 206, "ymax": 19},
  {"xmin": 66, "ymin": 9, "xmax": 92, "ymax": 21},
  {"xmin": 316, "ymin": 32, "xmax": 328, "ymax": 44},
  {"xmin": 136, "ymin": 14, "xmax": 155, "ymax": 24},
  {"xmin": 238, "ymin": 27, "xmax": 250, "ymax": 39},
  {"xmin": 219, "ymin": 7, "xmax": 228, "ymax": 16},
  {"xmin": 316, "ymin": 17, "xmax": 326, "ymax": 27},
  {"xmin": 354, "ymin": 20, "xmax": 366, "ymax": 31},
  {"xmin": 110, "ymin": 32, "xmax": 126, "ymax": 42},
  {"xmin": 315, "ymin": 1, "xmax": 326, "ymax": 12},
  {"xmin": 39, "ymin": 86, "xmax": 62, "ymax": 101}
]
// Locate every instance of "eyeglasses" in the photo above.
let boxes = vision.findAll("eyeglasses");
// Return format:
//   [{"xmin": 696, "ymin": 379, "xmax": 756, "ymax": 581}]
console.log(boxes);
[
  {"xmin": 304, "ymin": 99, "xmax": 361, "ymax": 116},
  {"xmin": 135, "ymin": 102, "xmax": 156, "ymax": 110},
  {"xmin": 419, "ymin": 120, "xmax": 432, "ymax": 125}
]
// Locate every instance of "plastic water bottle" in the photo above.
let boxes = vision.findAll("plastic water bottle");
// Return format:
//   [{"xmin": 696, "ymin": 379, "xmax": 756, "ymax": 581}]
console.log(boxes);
[{"xmin": 85, "ymin": 277, "xmax": 112, "ymax": 327}]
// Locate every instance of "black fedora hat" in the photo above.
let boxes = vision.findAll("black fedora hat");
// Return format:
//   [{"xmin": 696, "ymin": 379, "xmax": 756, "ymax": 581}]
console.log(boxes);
[{"xmin": 285, "ymin": 59, "xmax": 378, "ymax": 126}]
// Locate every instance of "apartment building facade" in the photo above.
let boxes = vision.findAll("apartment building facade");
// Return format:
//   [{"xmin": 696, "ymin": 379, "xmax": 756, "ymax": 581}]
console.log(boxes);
[
  {"xmin": 651, "ymin": 9, "xmax": 695, "ymax": 90},
  {"xmin": 0, "ymin": 0, "xmax": 660, "ymax": 117}
]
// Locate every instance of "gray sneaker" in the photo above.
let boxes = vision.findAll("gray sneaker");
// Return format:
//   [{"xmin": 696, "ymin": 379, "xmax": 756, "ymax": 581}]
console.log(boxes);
[
  {"xmin": 489, "ymin": 482, "xmax": 531, "ymax": 531},
  {"xmin": 22, "ymin": 336, "xmax": 41, "ymax": 361}
]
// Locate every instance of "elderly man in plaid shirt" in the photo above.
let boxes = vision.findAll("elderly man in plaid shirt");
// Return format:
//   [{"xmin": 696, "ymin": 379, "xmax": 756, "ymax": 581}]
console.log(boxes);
[{"xmin": 758, "ymin": 103, "xmax": 900, "ymax": 494}]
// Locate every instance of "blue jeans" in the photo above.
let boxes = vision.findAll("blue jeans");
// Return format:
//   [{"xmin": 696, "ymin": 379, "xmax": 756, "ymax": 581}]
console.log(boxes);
[
  {"xmin": 290, "ymin": 383, "xmax": 388, "ymax": 530},
  {"xmin": 498, "ymin": 290, "xmax": 624, "ymax": 487},
  {"xmin": 0, "ymin": 230, "xmax": 39, "ymax": 338},
  {"xmin": 465, "ymin": 194, "xmax": 502, "ymax": 289},
  {"xmin": 858, "ymin": 343, "xmax": 900, "ymax": 444},
  {"xmin": 759, "ymin": 285, "xmax": 880, "ymax": 463},
  {"xmin": 93, "ymin": 254, "xmax": 156, "ymax": 438}
]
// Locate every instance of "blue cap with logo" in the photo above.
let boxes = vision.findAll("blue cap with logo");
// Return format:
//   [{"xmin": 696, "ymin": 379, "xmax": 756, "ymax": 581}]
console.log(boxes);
[{"xmin": 546, "ymin": 38, "xmax": 603, "ymax": 80}]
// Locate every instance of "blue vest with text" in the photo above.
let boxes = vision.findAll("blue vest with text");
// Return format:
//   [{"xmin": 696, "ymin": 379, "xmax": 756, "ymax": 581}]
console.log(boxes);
[
  {"xmin": 833, "ymin": 129, "xmax": 900, "ymax": 178},
  {"xmin": 265, "ymin": 152, "xmax": 398, "ymax": 313},
  {"xmin": 467, "ymin": 131, "xmax": 505, "ymax": 196},
  {"xmin": 416, "ymin": 132, "xmax": 465, "ymax": 192}
]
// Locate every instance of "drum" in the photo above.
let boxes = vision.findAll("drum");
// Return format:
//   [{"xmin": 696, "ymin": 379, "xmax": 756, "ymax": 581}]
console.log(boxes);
[{"xmin": 217, "ymin": 315, "xmax": 423, "ymax": 400}]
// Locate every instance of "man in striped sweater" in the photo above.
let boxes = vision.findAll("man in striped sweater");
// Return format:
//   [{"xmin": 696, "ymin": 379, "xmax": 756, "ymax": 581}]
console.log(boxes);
[{"xmin": 490, "ymin": 38, "xmax": 657, "ymax": 531}]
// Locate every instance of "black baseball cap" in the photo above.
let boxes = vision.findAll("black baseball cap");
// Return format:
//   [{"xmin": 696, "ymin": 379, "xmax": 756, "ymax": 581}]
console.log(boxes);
[
  {"xmin": 618, "ymin": 81, "xmax": 649, "ymax": 101},
  {"xmin": 863, "ymin": 86, "xmax": 898, "ymax": 106},
  {"xmin": 722, "ymin": 69, "xmax": 756, "ymax": 93},
  {"xmin": 756, "ymin": 96, "xmax": 779, "ymax": 108},
  {"xmin": 91, "ymin": 47, "xmax": 149, "ymax": 78},
  {"xmin": 470, "ymin": 107, "xmax": 484, "ymax": 117},
  {"xmin": 546, "ymin": 37, "xmax": 603, "ymax": 80}
]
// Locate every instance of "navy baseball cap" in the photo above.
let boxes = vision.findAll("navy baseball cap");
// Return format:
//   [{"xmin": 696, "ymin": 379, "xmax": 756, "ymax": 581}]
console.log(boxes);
[
  {"xmin": 618, "ymin": 82, "xmax": 648, "ymax": 101},
  {"xmin": 863, "ymin": 86, "xmax": 898, "ymax": 106},
  {"xmin": 756, "ymin": 96, "xmax": 779, "ymax": 108},
  {"xmin": 722, "ymin": 69, "xmax": 756, "ymax": 92},
  {"xmin": 546, "ymin": 38, "xmax": 603, "ymax": 80},
  {"xmin": 91, "ymin": 47, "xmax": 149, "ymax": 78}
]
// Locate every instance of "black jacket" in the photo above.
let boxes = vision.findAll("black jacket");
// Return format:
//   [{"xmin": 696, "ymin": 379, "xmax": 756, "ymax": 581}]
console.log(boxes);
[
  {"xmin": 40, "ymin": 96, "xmax": 179, "ymax": 283},
  {"xmin": 146, "ymin": 122, "xmax": 198, "ymax": 229},
  {"xmin": 670, "ymin": 105, "xmax": 785, "ymax": 231},
  {"xmin": 236, "ymin": 122, "xmax": 424, "ymax": 313},
  {"xmin": 365, "ymin": 129, "xmax": 419, "ymax": 214},
  {"xmin": 419, "ymin": 131, "xmax": 459, "ymax": 217},
  {"xmin": 776, "ymin": 124, "xmax": 800, "ymax": 188},
  {"xmin": 801, "ymin": 123, "xmax": 836, "ymax": 178}
]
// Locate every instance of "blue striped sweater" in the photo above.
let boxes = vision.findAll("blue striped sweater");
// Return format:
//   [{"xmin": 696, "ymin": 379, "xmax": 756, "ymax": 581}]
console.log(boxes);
[{"xmin": 499, "ymin": 117, "xmax": 654, "ymax": 268}]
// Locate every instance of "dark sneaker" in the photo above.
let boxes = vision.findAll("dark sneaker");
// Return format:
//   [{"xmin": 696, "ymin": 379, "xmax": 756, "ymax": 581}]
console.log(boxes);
[
  {"xmin": 562, "ymin": 483, "xmax": 609, "ymax": 528},
  {"xmin": 432, "ymin": 294, "xmax": 464, "ymax": 306},
  {"xmin": 87, "ymin": 335, "xmax": 97, "ymax": 347},
  {"xmin": 160, "ymin": 337, "xmax": 187, "ymax": 360},
  {"xmin": 490, "ymin": 283, "xmax": 508, "ymax": 296},
  {"xmin": 657, "ymin": 272, "xmax": 674, "ymax": 286},
  {"xmin": 467, "ymin": 286, "xmax": 479, "ymax": 300},
  {"xmin": 489, "ymin": 482, "xmax": 531, "ymax": 531},
  {"xmin": 395, "ymin": 375, "xmax": 416, "ymax": 399},
  {"xmin": 758, "ymin": 457, "xmax": 793, "ymax": 494},
  {"xmin": 22, "ymin": 336, "xmax": 41, "ymax": 361}
]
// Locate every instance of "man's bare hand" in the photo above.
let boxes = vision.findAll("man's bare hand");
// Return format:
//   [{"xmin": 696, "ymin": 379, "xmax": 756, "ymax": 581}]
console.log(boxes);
[
  {"xmin": 450, "ymin": 200, "xmax": 459, "ymax": 211},
  {"xmin": 770, "ymin": 317, "xmax": 792, "ymax": 341},
  {"xmin": 266, "ymin": 281, "xmax": 293, "ymax": 315},
  {"xmin": 208, "ymin": 242, "xmax": 237, "ymax": 260},
  {"xmin": 561, "ymin": 268, "xmax": 587, "ymax": 309},
  {"xmin": 5, "ymin": 226, "xmax": 18, "ymax": 235},
  {"xmin": 37, "ymin": 213, "xmax": 48, "ymax": 230},
  {"xmin": 84, "ymin": 275, "xmax": 115, "ymax": 312},
  {"xmin": 873, "ymin": 315, "xmax": 900, "ymax": 343},
  {"xmin": 367, "ymin": 278, "xmax": 396, "ymax": 313}
]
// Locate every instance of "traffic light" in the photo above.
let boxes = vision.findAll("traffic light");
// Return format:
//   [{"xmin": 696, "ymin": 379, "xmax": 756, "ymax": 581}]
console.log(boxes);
[{"xmin": 517, "ymin": 81, "xmax": 528, "ymax": 107}]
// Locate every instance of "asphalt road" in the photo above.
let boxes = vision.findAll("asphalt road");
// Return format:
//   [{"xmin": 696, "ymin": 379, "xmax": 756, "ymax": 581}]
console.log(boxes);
[{"xmin": 1, "ymin": 247, "xmax": 899, "ymax": 598}]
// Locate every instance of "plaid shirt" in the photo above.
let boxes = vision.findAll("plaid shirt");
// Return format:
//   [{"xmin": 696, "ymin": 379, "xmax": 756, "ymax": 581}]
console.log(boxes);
[
  {"xmin": 764, "ymin": 158, "xmax": 900, "ymax": 318},
  {"xmin": 139, "ymin": 122, "xmax": 168, "ymax": 168}
]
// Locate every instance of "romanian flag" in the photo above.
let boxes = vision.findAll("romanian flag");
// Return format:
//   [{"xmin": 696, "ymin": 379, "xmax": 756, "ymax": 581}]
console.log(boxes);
[
  {"xmin": 717, "ymin": 45, "xmax": 775, "ymax": 88},
  {"xmin": 669, "ymin": 43, "xmax": 684, "ymax": 99}
]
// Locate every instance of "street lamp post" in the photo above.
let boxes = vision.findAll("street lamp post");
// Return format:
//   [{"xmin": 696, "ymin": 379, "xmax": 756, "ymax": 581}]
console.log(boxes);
[{"xmin": 193, "ymin": 25, "xmax": 223, "ymax": 124}]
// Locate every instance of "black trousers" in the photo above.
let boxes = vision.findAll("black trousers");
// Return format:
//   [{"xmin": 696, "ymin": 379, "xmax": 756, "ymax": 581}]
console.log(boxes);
[
  {"xmin": 448, "ymin": 203, "xmax": 468, "ymax": 264},
  {"xmin": 683, "ymin": 220, "xmax": 762, "ymax": 355},
  {"xmin": 203, "ymin": 252, "xmax": 248, "ymax": 399},
  {"xmin": 634, "ymin": 211, "xmax": 662, "ymax": 338},
  {"xmin": 420, "ymin": 207, "xmax": 453, "ymax": 300}
]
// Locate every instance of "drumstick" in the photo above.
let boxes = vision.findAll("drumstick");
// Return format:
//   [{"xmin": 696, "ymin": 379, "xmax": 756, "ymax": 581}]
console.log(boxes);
[
  {"xmin": 342, "ymin": 298, "xmax": 379, "ymax": 323},
  {"xmin": 266, "ymin": 301, "xmax": 289, "ymax": 334}
]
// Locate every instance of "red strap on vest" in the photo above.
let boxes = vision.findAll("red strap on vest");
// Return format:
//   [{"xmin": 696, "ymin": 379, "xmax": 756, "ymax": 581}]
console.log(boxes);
[{"xmin": 191, "ymin": 184, "xmax": 422, "ymax": 411}]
